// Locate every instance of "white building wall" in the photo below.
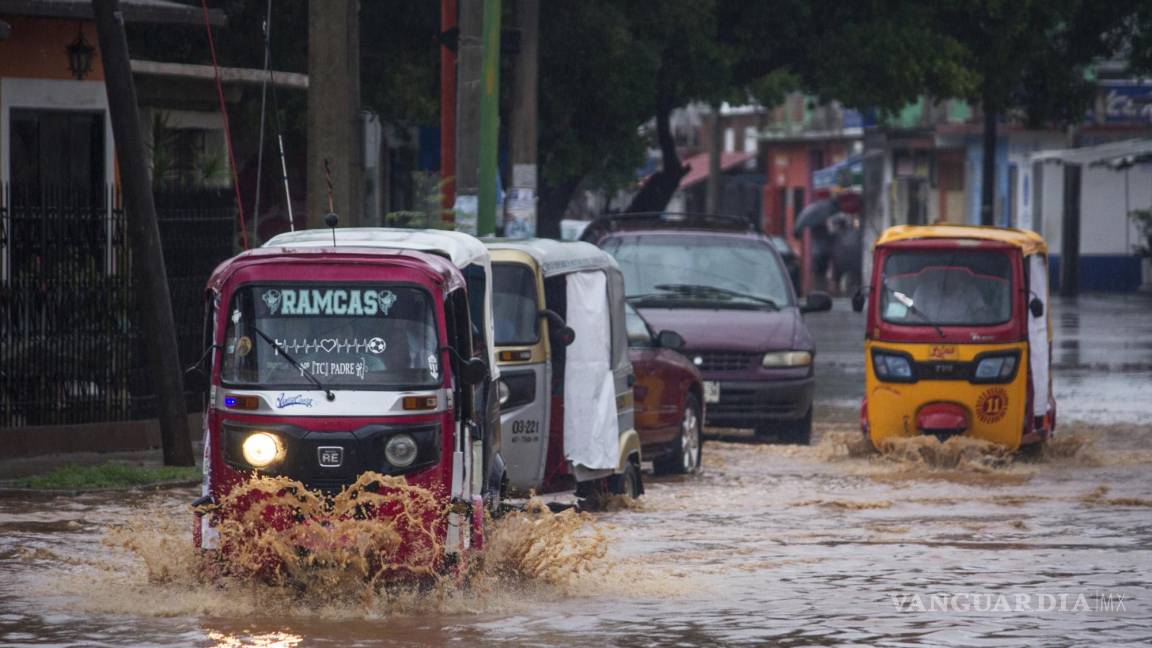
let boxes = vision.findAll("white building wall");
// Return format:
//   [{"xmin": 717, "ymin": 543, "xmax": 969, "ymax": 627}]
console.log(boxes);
[{"xmin": 1032, "ymin": 160, "xmax": 1152, "ymax": 256}]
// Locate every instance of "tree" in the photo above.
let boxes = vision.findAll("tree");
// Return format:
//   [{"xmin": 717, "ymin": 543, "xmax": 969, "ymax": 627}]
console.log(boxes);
[
  {"xmin": 534, "ymin": 1, "xmax": 977, "ymax": 230},
  {"xmin": 926, "ymin": 0, "xmax": 1144, "ymax": 226}
]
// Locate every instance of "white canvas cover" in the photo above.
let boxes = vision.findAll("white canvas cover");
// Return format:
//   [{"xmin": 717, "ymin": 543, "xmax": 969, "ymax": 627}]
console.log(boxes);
[
  {"xmin": 563, "ymin": 270, "xmax": 620, "ymax": 470},
  {"xmin": 1028, "ymin": 254, "xmax": 1051, "ymax": 417}
]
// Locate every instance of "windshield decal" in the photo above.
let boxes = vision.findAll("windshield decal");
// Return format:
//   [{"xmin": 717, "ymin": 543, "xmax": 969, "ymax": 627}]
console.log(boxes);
[
  {"xmin": 276, "ymin": 393, "xmax": 314, "ymax": 408},
  {"xmin": 262, "ymin": 288, "xmax": 398, "ymax": 317},
  {"xmin": 428, "ymin": 354, "xmax": 439, "ymax": 380},
  {"xmin": 298, "ymin": 358, "xmax": 368, "ymax": 380},
  {"xmin": 272, "ymin": 337, "xmax": 386, "ymax": 355}
]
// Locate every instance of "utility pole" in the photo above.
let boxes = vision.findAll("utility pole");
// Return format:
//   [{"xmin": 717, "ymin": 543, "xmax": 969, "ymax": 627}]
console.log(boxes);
[
  {"xmin": 476, "ymin": 0, "xmax": 501, "ymax": 236},
  {"xmin": 705, "ymin": 103, "xmax": 722, "ymax": 214},
  {"xmin": 1060, "ymin": 164, "xmax": 1081, "ymax": 297},
  {"xmin": 307, "ymin": 0, "xmax": 361, "ymax": 227},
  {"xmin": 980, "ymin": 98, "xmax": 997, "ymax": 227},
  {"xmin": 440, "ymin": 0, "xmax": 458, "ymax": 219},
  {"xmin": 506, "ymin": 0, "xmax": 537, "ymax": 238},
  {"xmin": 455, "ymin": 0, "xmax": 483, "ymax": 234},
  {"xmin": 92, "ymin": 0, "xmax": 193, "ymax": 466}
]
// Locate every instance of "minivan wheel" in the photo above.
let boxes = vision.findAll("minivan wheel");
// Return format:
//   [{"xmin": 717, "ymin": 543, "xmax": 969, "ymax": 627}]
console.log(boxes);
[
  {"xmin": 655, "ymin": 394, "xmax": 702, "ymax": 475},
  {"xmin": 778, "ymin": 407, "xmax": 813, "ymax": 445},
  {"xmin": 756, "ymin": 407, "xmax": 813, "ymax": 445}
]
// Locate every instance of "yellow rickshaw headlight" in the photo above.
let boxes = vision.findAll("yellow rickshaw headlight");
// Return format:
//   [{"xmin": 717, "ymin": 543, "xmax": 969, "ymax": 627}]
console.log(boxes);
[
  {"xmin": 873, "ymin": 352, "xmax": 914, "ymax": 381},
  {"xmin": 242, "ymin": 432, "xmax": 283, "ymax": 468},
  {"xmin": 973, "ymin": 353, "xmax": 1019, "ymax": 382},
  {"xmin": 762, "ymin": 351, "xmax": 812, "ymax": 368}
]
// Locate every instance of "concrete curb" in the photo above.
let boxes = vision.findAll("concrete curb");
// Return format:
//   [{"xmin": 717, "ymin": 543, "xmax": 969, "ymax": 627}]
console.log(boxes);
[{"xmin": 0, "ymin": 479, "xmax": 201, "ymax": 498}]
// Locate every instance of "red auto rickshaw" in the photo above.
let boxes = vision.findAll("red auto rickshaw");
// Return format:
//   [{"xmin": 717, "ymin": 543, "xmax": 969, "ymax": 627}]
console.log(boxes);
[{"xmin": 193, "ymin": 229, "xmax": 501, "ymax": 575}]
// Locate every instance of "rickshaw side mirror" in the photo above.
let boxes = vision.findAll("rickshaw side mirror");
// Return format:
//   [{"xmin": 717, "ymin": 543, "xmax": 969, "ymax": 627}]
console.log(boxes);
[
  {"xmin": 554, "ymin": 326, "xmax": 576, "ymax": 347},
  {"xmin": 851, "ymin": 288, "xmax": 867, "ymax": 313},
  {"xmin": 802, "ymin": 291, "xmax": 833, "ymax": 314},
  {"xmin": 656, "ymin": 330, "xmax": 685, "ymax": 350},
  {"xmin": 1029, "ymin": 297, "xmax": 1044, "ymax": 318},
  {"xmin": 460, "ymin": 357, "xmax": 489, "ymax": 386}
]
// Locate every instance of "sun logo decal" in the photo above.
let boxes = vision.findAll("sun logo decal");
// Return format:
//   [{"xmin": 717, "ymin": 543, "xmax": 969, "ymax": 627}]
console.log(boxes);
[{"xmin": 975, "ymin": 387, "xmax": 1009, "ymax": 424}]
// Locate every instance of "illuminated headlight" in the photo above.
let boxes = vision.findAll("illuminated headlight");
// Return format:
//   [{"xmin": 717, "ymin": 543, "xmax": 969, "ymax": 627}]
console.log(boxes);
[
  {"xmin": 974, "ymin": 354, "xmax": 1018, "ymax": 382},
  {"xmin": 762, "ymin": 351, "xmax": 812, "ymax": 368},
  {"xmin": 498, "ymin": 379, "xmax": 511, "ymax": 406},
  {"xmin": 241, "ymin": 432, "xmax": 283, "ymax": 468},
  {"xmin": 873, "ymin": 353, "xmax": 914, "ymax": 381},
  {"xmin": 385, "ymin": 434, "xmax": 418, "ymax": 468}
]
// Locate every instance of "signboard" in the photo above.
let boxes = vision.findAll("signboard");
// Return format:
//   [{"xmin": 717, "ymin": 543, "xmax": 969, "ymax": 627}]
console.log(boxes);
[{"xmin": 1099, "ymin": 82, "xmax": 1152, "ymax": 124}]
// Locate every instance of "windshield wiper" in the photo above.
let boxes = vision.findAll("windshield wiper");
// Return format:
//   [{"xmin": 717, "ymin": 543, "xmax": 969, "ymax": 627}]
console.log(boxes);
[
  {"xmin": 654, "ymin": 283, "xmax": 779, "ymax": 309},
  {"xmin": 882, "ymin": 283, "xmax": 945, "ymax": 338},
  {"xmin": 250, "ymin": 325, "xmax": 336, "ymax": 401}
]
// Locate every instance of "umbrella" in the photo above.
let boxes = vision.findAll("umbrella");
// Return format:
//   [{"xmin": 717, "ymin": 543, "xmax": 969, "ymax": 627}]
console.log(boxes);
[{"xmin": 793, "ymin": 198, "xmax": 837, "ymax": 236}]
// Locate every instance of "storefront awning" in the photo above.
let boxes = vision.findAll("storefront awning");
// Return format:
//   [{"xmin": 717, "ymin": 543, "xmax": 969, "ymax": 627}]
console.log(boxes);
[{"xmin": 1030, "ymin": 138, "xmax": 1152, "ymax": 169}]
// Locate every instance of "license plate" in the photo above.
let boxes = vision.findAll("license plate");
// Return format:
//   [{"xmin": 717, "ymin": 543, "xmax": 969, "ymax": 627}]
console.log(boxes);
[{"xmin": 703, "ymin": 381, "xmax": 721, "ymax": 404}]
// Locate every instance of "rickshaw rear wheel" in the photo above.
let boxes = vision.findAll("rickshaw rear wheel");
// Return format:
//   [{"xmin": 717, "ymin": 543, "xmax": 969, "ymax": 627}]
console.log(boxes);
[{"xmin": 610, "ymin": 460, "xmax": 643, "ymax": 499}]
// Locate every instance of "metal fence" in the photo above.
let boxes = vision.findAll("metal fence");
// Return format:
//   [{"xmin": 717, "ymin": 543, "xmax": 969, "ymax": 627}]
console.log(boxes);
[{"xmin": 1, "ymin": 184, "xmax": 235, "ymax": 428}]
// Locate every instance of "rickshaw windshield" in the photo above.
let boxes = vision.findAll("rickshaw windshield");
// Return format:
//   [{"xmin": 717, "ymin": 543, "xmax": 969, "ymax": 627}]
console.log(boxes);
[
  {"xmin": 881, "ymin": 250, "xmax": 1013, "ymax": 326},
  {"xmin": 492, "ymin": 263, "xmax": 539, "ymax": 346},
  {"xmin": 221, "ymin": 284, "xmax": 442, "ymax": 389}
]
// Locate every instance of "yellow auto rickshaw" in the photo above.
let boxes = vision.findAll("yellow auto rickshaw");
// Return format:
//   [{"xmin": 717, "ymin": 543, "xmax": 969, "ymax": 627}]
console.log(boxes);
[{"xmin": 853, "ymin": 225, "xmax": 1055, "ymax": 450}]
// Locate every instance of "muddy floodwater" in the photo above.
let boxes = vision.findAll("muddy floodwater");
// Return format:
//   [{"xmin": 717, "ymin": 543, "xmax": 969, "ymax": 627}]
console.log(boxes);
[{"xmin": 2, "ymin": 413, "xmax": 1150, "ymax": 647}]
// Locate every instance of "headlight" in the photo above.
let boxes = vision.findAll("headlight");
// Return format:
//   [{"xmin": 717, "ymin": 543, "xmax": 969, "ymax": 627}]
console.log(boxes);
[
  {"xmin": 498, "ymin": 379, "xmax": 511, "ymax": 406},
  {"xmin": 973, "ymin": 353, "xmax": 1018, "ymax": 382},
  {"xmin": 385, "ymin": 434, "xmax": 418, "ymax": 467},
  {"xmin": 873, "ymin": 352, "xmax": 914, "ymax": 381},
  {"xmin": 762, "ymin": 351, "xmax": 812, "ymax": 368},
  {"xmin": 241, "ymin": 432, "xmax": 283, "ymax": 468}
]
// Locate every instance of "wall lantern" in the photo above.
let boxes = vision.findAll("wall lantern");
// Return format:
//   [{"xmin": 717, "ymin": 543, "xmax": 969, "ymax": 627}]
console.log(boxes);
[{"xmin": 67, "ymin": 25, "xmax": 95, "ymax": 80}]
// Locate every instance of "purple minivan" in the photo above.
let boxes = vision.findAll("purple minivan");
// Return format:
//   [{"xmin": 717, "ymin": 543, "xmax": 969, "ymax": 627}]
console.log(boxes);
[{"xmin": 584, "ymin": 214, "xmax": 832, "ymax": 443}]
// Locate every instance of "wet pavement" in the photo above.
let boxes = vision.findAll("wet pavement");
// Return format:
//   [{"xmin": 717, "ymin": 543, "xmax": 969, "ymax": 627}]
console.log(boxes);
[{"xmin": 1, "ymin": 294, "xmax": 1150, "ymax": 647}]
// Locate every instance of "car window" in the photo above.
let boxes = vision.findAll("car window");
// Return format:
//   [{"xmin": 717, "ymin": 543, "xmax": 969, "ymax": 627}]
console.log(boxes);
[
  {"xmin": 492, "ymin": 263, "xmax": 539, "ymax": 346},
  {"xmin": 602, "ymin": 234, "xmax": 793, "ymax": 307},
  {"xmin": 624, "ymin": 304, "xmax": 653, "ymax": 348}
]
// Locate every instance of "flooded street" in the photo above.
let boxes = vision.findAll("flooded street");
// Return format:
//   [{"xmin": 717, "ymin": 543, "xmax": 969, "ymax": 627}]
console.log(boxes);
[{"xmin": 2, "ymin": 296, "xmax": 1151, "ymax": 647}]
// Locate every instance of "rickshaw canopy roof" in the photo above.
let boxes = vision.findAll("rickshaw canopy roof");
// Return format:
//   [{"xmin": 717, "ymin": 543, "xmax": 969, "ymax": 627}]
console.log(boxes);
[
  {"xmin": 265, "ymin": 228, "xmax": 492, "ymax": 270},
  {"xmin": 206, "ymin": 246, "xmax": 464, "ymax": 293},
  {"xmin": 484, "ymin": 238, "xmax": 618, "ymax": 277},
  {"xmin": 876, "ymin": 225, "xmax": 1047, "ymax": 257}
]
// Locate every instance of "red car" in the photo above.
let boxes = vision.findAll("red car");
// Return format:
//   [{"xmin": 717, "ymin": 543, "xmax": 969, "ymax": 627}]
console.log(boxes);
[{"xmin": 626, "ymin": 304, "xmax": 704, "ymax": 474}]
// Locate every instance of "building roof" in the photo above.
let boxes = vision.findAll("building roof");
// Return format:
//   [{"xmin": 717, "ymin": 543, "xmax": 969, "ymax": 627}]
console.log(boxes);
[
  {"xmin": 877, "ymin": 225, "xmax": 1047, "ymax": 256},
  {"xmin": 676, "ymin": 151, "xmax": 755, "ymax": 190},
  {"xmin": 0, "ymin": 0, "xmax": 226, "ymax": 25},
  {"xmin": 484, "ymin": 238, "xmax": 618, "ymax": 277}
]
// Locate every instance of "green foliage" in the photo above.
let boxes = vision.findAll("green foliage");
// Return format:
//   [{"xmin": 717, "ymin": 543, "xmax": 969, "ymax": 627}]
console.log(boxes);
[{"xmin": 4, "ymin": 463, "xmax": 201, "ymax": 491}]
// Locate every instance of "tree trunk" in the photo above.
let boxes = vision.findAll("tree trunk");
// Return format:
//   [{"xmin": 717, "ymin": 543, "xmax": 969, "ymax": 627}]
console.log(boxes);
[
  {"xmin": 537, "ymin": 174, "xmax": 581, "ymax": 238},
  {"xmin": 980, "ymin": 96, "xmax": 997, "ymax": 227},
  {"xmin": 624, "ymin": 96, "xmax": 688, "ymax": 214}
]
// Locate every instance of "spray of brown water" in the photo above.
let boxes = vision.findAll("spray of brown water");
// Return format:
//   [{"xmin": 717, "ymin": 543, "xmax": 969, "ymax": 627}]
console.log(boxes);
[{"xmin": 57, "ymin": 473, "xmax": 666, "ymax": 619}]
